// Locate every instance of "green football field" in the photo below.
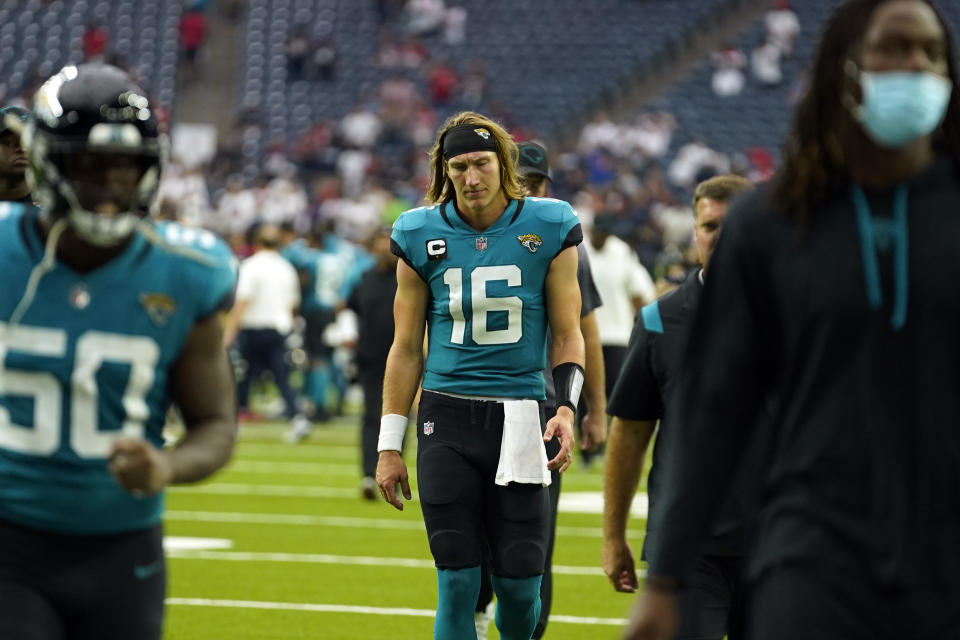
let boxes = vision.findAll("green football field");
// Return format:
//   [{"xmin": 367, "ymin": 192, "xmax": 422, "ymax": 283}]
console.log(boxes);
[{"xmin": 162, "ymin": 418, "xmax": 649, "ymax": 639}]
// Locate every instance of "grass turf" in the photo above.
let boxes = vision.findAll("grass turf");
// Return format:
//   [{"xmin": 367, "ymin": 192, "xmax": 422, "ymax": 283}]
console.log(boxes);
[{"xmin": 163, "ymin": 418, "xmax": 649, "ymax": 639}]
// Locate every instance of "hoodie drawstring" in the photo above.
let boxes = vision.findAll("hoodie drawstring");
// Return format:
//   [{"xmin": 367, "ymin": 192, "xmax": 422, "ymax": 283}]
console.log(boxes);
[{"xmin": 851, "ymin": 184, "xmax": 909, "ymax": 331}]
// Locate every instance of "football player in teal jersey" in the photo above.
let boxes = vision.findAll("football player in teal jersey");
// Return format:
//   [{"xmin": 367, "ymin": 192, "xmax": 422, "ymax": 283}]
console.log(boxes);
[
  {"xmin": 0, "ymin": 64, "xmax": 237, "ymax": 640},
  {"xmin": 376, "ymin": 111, "xmax": 585, "ymax": 640}
]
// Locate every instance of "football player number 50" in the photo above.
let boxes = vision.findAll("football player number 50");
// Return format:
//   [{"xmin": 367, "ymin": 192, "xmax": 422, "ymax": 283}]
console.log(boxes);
[
  {"xmin": 0, "ymin": 323, "xmax": 159, "ymax": 458},
  {"xmin": 443, "ymin": 265, "xmax": 523, "ymax": 345}
]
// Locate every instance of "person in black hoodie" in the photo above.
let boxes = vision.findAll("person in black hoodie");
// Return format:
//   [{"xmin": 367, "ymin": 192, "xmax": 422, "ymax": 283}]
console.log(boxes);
[{"xmin": 626, "ymin": 1, "xmax": 960, "ymax": 639}]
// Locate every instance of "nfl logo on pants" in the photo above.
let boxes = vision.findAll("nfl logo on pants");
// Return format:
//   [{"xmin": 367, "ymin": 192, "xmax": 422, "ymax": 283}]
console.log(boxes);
[{"xmin": 423, "ymin": 421, "xmax": 435, "ymax": 435}]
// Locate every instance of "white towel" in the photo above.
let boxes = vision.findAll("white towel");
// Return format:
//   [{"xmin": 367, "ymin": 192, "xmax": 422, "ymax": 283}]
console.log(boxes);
[{"xmin": 495, "ymin": 399, "xmax": 552, "ymax": 487}]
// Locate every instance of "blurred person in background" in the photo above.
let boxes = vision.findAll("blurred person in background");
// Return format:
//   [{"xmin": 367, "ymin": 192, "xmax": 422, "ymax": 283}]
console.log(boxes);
[
  {"xmin": 582, "ymin": 212, "xmax": 656, "ymax": 465},
  {"xmin": 224, "ymin": 224, "xmax": 306, "ymax": 434},
  {"xmin": 626, "ymin": 1, "xmax": 960, "ymax": 638},
  {"xmin": 603, "ymin": 175, "xmax": 753, "ymax": 640},
  {"xmin": 295, "ymin": 221, "xmax": 366, "ymax": 425},
  {"xmin": 0, "ymin": 106, "xmax": 31, "ymax": 203},
  {"xmin": 766, "ymin": 0, "xmax": 801, "ymax": 57},
  {"xmin": 345, "ymin": 227, "xmax": 400, "ymax": 500}
]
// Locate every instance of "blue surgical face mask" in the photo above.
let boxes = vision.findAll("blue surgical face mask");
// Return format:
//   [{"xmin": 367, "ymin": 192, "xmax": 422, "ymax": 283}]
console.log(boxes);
[
  {"xmin": 849, "ymin": 70, "xmax": 952, "ymax": 148},
  {"xmin": 853, "ymin": 71, "xmax": 953, "ymax": 149}
]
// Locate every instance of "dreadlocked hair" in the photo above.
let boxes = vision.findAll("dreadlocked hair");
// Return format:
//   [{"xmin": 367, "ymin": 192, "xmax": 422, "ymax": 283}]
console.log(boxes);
[{"xmin": 771, "ymin": 0, "xmax": 960, "ymax": 232}]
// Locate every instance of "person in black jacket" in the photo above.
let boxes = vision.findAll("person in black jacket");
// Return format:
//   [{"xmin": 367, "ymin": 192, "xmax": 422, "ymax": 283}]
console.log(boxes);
[
  {"xmin": 603, "ymin": 175, "xmax": 752, "ymax": 640},
  {"xmin": 346, "ymin": 227, "xmax": 400, "ymax": 500},
  {"xmin": 626, "ymin": 1, "xmax": 960, "ymax": 639}
]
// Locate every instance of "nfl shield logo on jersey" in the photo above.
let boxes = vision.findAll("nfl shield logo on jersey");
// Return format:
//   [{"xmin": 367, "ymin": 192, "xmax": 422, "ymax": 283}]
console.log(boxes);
[
  {"xmin": 475, "ymin": 236, "xmax": 487, "ymax": 251},
  {"xmin": 423, "ymin": 421, "xmax": 435, "ymax": 435}
]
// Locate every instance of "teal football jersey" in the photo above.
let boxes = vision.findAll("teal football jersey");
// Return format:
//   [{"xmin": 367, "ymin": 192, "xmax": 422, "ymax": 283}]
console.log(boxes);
[
  {"xmin": 299, "ymin": 238, "xmax": 373, "ymax": 312},
  {"xmin": 391, "ymin": 198, "xmax": 581, "ymax": 399},
  {"xmin": 0, "ymin": 203, "xmax": 237, "ymax": 534}
]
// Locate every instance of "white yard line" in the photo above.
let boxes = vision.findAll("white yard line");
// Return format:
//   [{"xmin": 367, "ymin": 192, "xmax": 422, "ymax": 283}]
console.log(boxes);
[
  {"xmin": 168, "ymin": 484, "xmax": 376, "ymax": 499},
  {"xmin": 224, "ymin": 461, "xmax": 364, "ymax": 476},
  {"xmin": 163, "ymin": 510, "xmax": 623, "ymax": 538},
  {"xmin": 165, "ymin": 510, "xmax": 426, "ymax": 530},
  {"xmin": 171, "ymin": 484, "xmax": 647, "ymax": 519},
  {"xmin": 236, "ymin": 443, "xmax": 359, "ymax": 460},
  {"xmin": 166, "ymin": 597, "xmax": 628, "ymax": 626},
  {"xmin": 166, "ymin": 549, "xmax": 626, "ymax": 577}
]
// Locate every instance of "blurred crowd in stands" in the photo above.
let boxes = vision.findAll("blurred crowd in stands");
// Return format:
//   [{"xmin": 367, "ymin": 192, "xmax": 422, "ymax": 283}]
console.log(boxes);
[
  {"xmin": 148, "ymin": 1, "xmax": 804, "ymax": 302},
  {"xmin": 0, "ymin": 0, "xmax": 814, "ymax": 441}
]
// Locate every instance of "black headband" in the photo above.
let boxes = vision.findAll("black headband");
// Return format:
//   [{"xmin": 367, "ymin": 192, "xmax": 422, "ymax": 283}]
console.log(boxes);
[{"xmin": 442, "ymin": 123, "xmax": 498, "ymax": 160}]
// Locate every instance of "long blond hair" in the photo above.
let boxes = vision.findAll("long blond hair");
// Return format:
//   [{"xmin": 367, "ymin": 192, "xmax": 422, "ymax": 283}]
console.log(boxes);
[{"xmin": 425, "ymin": 111, "xmax": 524, "ymax": 204}]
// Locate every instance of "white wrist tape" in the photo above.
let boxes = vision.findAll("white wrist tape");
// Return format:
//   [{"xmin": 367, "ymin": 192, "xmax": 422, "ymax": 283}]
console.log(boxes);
[{"xmin": 377, "ymin": 414, "xmax": 408, "ymax": 452}]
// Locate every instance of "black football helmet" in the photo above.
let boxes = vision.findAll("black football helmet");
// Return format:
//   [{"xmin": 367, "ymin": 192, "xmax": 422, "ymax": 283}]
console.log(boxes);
[{"xmin": 22, "ymin": 63, "xmax": 165, "ymax": 246}]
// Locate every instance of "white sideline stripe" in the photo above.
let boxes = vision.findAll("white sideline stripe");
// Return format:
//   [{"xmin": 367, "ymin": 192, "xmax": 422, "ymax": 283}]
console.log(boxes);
[
  {"xmin": 173, "ymin": 482, "xmax": 643, "ymax": 519},
  {"xmin": 237, "ymin": 446, "xmax": 357, "ymax": 461},
  {"xmin": 168, "ymin": 484, "xmax": 398, "ymax": 500},
  {"xmin": 226, "ymin": 461, "xmax": 366, "ymax": 476},
  {"xmin": 166, "ymin": 598, "xmax": 628, "ymax": 626},
  {"xmin": 165, "ymin": 510, "xmax": 426, "ymax": 530},
  {"xmin": 164, "ymin": 510, "xmax": 612, "ymax": 538},
  {"xmin": 165, "ymin": 549, "xmax": 616, "ymax": 577}
]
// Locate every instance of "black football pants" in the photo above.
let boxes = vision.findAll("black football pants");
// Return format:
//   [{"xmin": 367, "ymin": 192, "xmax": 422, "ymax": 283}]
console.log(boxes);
[
  {"xmin": 416, "ymin": 390, "xmax": 550, "ymax": 579},
  {"xmin": 0, "ymin": 518, "xmax": 165, "ymax": 640}
]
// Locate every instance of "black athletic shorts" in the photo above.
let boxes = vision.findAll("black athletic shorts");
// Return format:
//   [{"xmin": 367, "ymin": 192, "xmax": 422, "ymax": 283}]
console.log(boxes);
[
  {"xmin": 0, "ymin": 517, "xmax": 165, "ymax": 640},
  {"xmin": 303, "ymin": 308, "xmax": 336, "ymax": 359},
  {"xmin": 416, "ymin": 390, "xmax": 551, "ymax": 578}
]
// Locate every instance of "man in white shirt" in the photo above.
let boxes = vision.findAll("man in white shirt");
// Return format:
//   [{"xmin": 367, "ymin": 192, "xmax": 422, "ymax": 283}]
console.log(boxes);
[
  {"xmin": 584, "ymin": 214, "xmax": 656, "ymax": 397},
  {"xmin": 224, "ymin": 224, "xmax": 302, "ymax": 423}
]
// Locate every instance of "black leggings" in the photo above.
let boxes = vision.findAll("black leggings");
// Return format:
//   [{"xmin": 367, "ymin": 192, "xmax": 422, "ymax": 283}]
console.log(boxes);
[
  {"xmin": 0, "ymin": 518, "xmax": 165, "ymax": 640},
  {"xmin": 416, "ymin": 391, "xmax": 550, "ymax": 578}
]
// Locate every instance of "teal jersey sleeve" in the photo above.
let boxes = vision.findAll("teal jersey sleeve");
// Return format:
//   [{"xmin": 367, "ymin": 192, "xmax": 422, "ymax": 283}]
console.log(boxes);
[
  {"xmin": 390, "ymin": 205, "xmax": 432, "ymax": 279},
  {"xmin": 525, "ymin": 196, "xmax": 583, "ymax": 256},
  {"xmin": 0, "ymin": 212, "xmax": 237, "ymax": 535},
  {"xmin": 154, "ymin": 221, "xmax": 238, "ymax": 317},
  {"xmin": 281, "ymin": 238, "xmax": 311, "ymax": 269}
]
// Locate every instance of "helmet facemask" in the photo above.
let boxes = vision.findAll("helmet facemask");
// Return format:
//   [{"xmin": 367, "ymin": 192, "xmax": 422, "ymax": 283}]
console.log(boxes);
[{"xmin": 24, "ymin": 64, "xmax": 165, "ymax": 247}]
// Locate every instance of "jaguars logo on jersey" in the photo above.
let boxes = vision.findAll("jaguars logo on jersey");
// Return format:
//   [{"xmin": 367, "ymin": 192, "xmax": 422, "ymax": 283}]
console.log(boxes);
[
  {"xmin": 140, "ymin": 293, "xmax": 177, "ymax": 327},
  {"xmin": 518, "ymin": 233, "xmax": 542, "ymax": 253}
]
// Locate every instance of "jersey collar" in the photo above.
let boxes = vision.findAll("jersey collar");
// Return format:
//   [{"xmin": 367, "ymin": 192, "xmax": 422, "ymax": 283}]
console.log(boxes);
[{"xmin": 440, "ymin": 199, "xmax": 520, "ymax": 235}]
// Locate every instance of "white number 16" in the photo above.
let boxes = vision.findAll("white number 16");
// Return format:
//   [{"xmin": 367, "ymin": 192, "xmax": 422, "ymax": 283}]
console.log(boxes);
[{"xmin": 442, "ymin": 265, "xmax": 523, "ymax": 345}]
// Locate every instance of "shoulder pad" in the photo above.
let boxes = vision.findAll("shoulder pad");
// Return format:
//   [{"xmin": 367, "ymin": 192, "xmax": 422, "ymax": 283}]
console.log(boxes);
[
  {"xmin": 0, "ymin": 201, "xmax": 28, "ymax": 223},
  {"xmin": 524, "ymin": 197, "xmax": 577, "ymax": 224},
  {"xmin": 154, "ymin": 221, "xmax": 234, "ymax": 264},
  {"xmin": 393, "ymin": 205, "xmax": 436, "ymax": 232}
]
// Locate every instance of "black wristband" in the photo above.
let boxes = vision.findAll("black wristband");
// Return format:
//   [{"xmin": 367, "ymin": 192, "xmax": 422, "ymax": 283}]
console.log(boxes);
[{"xmin": 552, "ymin": 362, "xmax": 584, "ymax": 412}]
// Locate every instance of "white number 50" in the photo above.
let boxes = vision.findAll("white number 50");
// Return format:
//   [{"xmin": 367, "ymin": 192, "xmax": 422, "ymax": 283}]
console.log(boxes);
[{"xmin": 0, "ymin": 323, "xmax": 159, "ymax": 459}]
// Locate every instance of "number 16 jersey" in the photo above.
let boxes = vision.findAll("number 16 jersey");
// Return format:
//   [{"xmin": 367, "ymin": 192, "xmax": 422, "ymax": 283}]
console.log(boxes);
[{"xmin": 391, "ymin": 198, "xmax": 581, "ymax": 400}]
